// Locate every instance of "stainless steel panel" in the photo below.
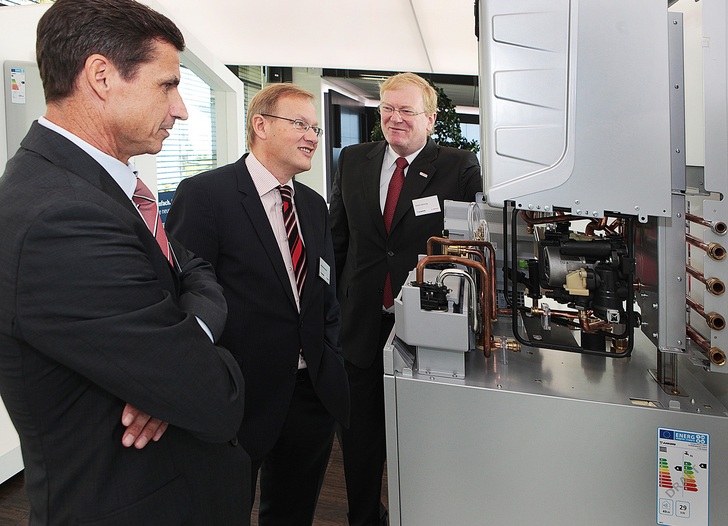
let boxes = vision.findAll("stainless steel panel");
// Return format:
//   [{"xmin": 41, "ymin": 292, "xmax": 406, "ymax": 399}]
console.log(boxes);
[{"xmin": 385, "ymin": 326, "xmax": 728, "ymax": 525}]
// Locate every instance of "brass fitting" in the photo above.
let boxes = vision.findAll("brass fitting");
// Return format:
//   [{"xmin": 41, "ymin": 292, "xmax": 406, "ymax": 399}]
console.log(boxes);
[
  {"xmin": 708, "ymin": 347, "xmax": 727, "ymax": 367},
  {"xmin": 707, "ymin": 242, "xmax": 726, "ymax": 261},
  {"xmin": 706, "ymin": 312, "xmax": 726, "ymax": 331},
  {"xmin": 706, "ymin": 278, "xmax": 725, "ymax": 296},
  {"xmin": 714, "ymin": 221, "xmax": 727, "ymax": 236}
]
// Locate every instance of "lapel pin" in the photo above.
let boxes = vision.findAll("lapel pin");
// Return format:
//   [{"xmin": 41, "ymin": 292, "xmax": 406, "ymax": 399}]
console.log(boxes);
[{"xmin": 419, "ymin": 172, "xmax": 428, "ymax": 178}]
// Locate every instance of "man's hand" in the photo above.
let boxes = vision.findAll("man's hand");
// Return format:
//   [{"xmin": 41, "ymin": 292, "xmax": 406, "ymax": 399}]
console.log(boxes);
[{"xmin": 121, "ymin": 403, "xmax": 169, "ymax": 449}]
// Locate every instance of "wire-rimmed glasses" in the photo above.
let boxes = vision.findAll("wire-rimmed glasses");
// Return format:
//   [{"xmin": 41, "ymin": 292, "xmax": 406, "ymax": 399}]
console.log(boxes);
[
  {"xmin": 377, "ymin": 103, "xmax": 425, "ymax": 118},
  {"xmin": 260, "ymin": 113, "xmax": 323, "ymax": 137}
]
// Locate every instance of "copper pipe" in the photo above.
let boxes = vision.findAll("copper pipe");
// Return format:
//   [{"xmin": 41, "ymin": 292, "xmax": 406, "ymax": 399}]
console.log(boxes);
[
  {"xmin": 427, "ymin": 237, "xmax": 497, "ymax": 320},
  {"xmin": 530, "ymin": 306, "xmax": 581, "ymax": 320},
  {"xmin": 686, "ymin": 265, "xmax": 726, "ymax": 296},
  {"xmin": 686, "ymin": 295, "xmax": 726, "ymax": 331},
  {"xmin": 686, "ymin": 213, "xmax": 727, "ymax": 236},
  {"xmin": 415, "ymin": 254, "xmax": 493, "ymax": 357},
  {"xmin": 686, "ymin": 325, "xmax": 726, "ymax": 366},
  {"xmin": 464, "ymin": 248, "xmax": 485, "ymax": 265},
  {"xmin": 519, "ymin": 211, "xmax": 583, "ymax": 225},
  {"xmin": 530, "ymin": 306, "xmax": 611, "ymax": 333},
  {"xmin": 607, "ymin": 219, "xmax": 623, "ymax": 236},
  {"xmin": 578, "ymin": 310, "xmax": 610, "ymax": 333},
  {"xmin": 686, "ymin": 233, "xmax": 726, "ymax": 261},
  {"xmin": 584, "ymin": 217, "xmax": 609, "ymax": 236}
]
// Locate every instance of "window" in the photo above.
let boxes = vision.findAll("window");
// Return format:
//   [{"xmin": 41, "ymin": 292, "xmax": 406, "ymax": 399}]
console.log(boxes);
[{"xmin": 156, "ymin": 65, "xmax": 217, "ymax": 192}]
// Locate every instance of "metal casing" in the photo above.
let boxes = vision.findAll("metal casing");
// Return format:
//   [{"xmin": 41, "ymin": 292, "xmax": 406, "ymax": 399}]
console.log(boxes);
[{"xmin": 479, "ymin": 0, "xmax": 672, "ymax": 222}]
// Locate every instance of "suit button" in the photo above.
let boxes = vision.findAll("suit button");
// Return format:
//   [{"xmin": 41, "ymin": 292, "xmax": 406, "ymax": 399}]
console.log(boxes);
[
  {"xmin": 387, "ymin": 251, "xmax": 394, "ymax": 257},
  {"xmin": 229, "ymin": 437, "xmax": 239, "ymax": 446},
  {"xmin": 376, "ymin": 288, "xmax": 383, "ymax": 293},
  {"xmin": 290, "ymin": 366, "xmax": 298, "ymax": 375}
]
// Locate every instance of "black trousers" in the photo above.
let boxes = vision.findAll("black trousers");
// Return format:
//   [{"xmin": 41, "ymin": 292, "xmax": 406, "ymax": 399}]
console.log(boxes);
[
  {"xmin": 252, "ymin": 368, "xmax": 336, "ymax": 526},
  {"xmin": 338, "ymin": 314, "xmax": 395, "ymax": 526}
]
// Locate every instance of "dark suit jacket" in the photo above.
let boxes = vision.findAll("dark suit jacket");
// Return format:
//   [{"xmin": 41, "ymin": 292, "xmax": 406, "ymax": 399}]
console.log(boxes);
[
  {"xmin": 166, "ymin": 154, "xmax": 349, "ymax": 462},
  {"xmin": 0, "ymin": 122, "xmax": 249, "ymax": 526},
  {"xmin": 329, "ymin": 138, "xmax": 483, "ymax": 368}
]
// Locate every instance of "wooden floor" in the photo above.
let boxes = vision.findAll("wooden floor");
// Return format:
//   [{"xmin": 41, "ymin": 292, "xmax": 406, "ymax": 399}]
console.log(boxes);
[
  {"xmin": 0, "ymin": 470, "xmax": 27, "ymax": 526},
  {"xmin": 0, "ymin": 440, "xmax": 387, "ymax": 525}
]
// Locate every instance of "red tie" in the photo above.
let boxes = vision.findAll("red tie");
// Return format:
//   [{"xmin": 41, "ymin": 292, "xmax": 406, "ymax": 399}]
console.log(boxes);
[
  {"xmin": 382, "ymin": 157, "xmax": 408, "ymax": 308},
  {"xmin": 133, "ymin": 177, "xmax": 173, "ymax": 266},
  {"xmin": 280, "ymin": 185, "xmax": 307, "ymax": 296}
]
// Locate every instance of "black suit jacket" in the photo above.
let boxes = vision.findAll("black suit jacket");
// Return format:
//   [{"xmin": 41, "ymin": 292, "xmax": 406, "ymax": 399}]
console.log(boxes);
[
  {"xmin": 329, "ymin": 138, "xmax": 483, "ymax": 368},
  {"xmin": 166, "ymin": 154, "xmax": 349, "ymax": 462},
  {"xmin": 0, "ymin": 122, "xmax": 249, "ymax": 525}
]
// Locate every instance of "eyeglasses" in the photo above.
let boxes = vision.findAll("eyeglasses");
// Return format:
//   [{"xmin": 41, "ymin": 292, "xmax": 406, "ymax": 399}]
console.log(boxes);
[
  {"xmin": 377, "ymin": 103, "xmax": 425, "ymax": 118},
  {"xmin": 260, "ymin": 114, "xmax": 323, "ymax": 137}
]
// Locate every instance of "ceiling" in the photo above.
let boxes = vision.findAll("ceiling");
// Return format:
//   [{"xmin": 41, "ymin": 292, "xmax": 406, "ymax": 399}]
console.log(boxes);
[{"xmin": 151, "ymin": 0, "xmax": 482, "ymax": 106}]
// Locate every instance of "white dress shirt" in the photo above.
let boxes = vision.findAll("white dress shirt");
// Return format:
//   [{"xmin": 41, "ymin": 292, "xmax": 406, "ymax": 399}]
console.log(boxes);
[
  {"xmin": 246, "ymin": 153, "xmax": 308, "ymax": 369},
  {"xmin": 378, "ymin": 144, "xmax": 425, "ymax": 213}
]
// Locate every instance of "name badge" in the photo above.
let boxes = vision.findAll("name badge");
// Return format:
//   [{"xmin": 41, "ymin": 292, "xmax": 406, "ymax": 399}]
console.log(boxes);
[
  {"xmin": 319, "ymin": 257, "xmax": 331, "ymax": 284},
  {"xmin": 412, "ymin": 195, "xmax": 441, "ymax": 216}
]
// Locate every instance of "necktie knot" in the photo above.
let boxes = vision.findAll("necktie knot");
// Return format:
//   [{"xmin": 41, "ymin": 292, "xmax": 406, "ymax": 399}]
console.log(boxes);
[
  {"xmin": 279, "ymin": 185, "xmax": 293, "ymax": 213},
  {"xmin": 395, "ymin": 157, "xmax": 409, "ymax": 171}
]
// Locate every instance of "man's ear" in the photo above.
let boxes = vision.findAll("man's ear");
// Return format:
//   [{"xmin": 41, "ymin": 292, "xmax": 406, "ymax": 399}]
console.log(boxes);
[
  {"xmin": 252, "ymin": 114, "xmax": 268, "ymax": 141},
  {"xmin": 83, "ymin": 54, "xmax": 114, "ymax": 100}
]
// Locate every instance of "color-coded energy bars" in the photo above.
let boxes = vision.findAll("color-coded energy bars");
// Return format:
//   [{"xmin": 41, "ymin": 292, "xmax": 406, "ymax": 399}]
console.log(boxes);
[
  {"xmin": 683, "ymin": 461, "xmax": 698, "ymax": 492},
  {"xmin": 659, "ymin": 458, "xmax": 674, "ymax": 489}
]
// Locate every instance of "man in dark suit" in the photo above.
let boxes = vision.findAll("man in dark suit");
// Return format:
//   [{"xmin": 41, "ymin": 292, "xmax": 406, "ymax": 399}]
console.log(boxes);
[
  {"xmin": 329, "ymin": 72, "xmax": 483, "ymax": 525},
  {"xmin": 166, "ymin": 83, "xmax": 350, "ymax": 525},
  {"xmin": 0, "ymin": 1, "xmax": 250, "ymax": 524}
]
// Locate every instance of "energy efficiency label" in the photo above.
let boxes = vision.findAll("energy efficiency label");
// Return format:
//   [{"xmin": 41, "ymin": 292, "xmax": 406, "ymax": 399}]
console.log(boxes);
[
  {"xmin": 10, "ymin": 67, "xmax": 26, "ymax": 104},
  {"xmin": 657, "ymin": 428, "xmax": 709, "ymax": 525}
]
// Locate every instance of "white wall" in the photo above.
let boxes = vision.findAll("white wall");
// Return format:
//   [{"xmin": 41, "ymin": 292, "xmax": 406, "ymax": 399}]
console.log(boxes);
[
  {"xmin": 291, "ymin": 67, "xmax": 327, "ymax": 197},
  {"xmin": 0, "ymin": 4, "xmax": 50, "ymax": 170},
  {"xmin": 0, "ymin": 3, "xmax": 50, "ymax": 484}
]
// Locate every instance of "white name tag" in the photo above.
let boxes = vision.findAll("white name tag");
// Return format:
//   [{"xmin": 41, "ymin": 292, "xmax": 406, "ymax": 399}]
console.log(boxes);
[
  {"xmin": 319, "ymin": 257, "xmax": 331, "ymax": 284},
  {"xmin": 412, "ymin": 195, "xmax": 441, "ymax": 216}
]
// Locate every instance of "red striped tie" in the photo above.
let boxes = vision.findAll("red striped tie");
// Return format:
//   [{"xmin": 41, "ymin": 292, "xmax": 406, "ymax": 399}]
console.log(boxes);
[
  {"xmin": 133, "ymin": 177, "xmax": 173, "ymax": 266},
  {"xmin": 382, "ymin": 157, "xmax": 408, "ymax": 308},
  {"xmin": 279, "ymin": 185, "xmax": 307, "ymax": 296}
]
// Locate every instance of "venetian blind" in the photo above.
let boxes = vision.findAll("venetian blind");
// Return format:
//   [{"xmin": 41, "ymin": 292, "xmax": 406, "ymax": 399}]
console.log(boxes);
[{"xmin": 156, "ymin": 65, "xmax": 217, "ymax": 192}]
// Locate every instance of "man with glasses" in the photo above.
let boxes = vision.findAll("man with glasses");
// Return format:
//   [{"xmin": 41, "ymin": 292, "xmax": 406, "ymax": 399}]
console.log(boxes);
[
  {"xmin": 329, "ymin": 72, "xmax": 483, "ymax": 526},
  {"xmin": 167, "ymin": 83, "xmax": 349, "ymax": 525}
]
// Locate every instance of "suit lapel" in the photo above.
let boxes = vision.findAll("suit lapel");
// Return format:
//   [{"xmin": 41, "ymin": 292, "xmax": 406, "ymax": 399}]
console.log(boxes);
[
  {"xmin": 20, "ymin": 122, "xmax": 179, "ymax": 292},
  {"xmin": 390, "ymin": 138, "xmax": 438, "ymax": 233},
  {"xmin": 22, "ymin": 122, "xmax": 137, "ymax": 216},
  {"xmin": 235, "ymin": 158, "xmax": 298, "ymax": 308}
]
